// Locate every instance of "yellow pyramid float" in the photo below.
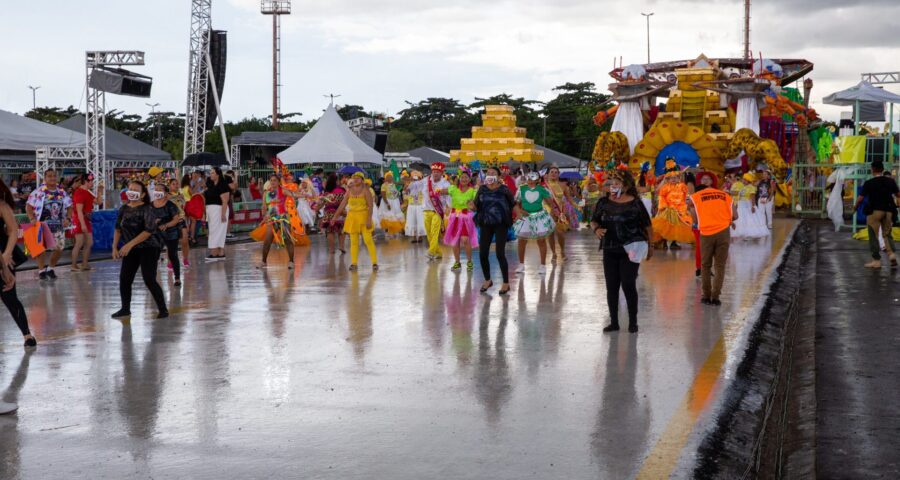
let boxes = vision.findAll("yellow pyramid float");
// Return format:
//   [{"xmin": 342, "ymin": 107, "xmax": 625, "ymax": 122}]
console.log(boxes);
[{"xmin": 450, "ymin": 105, "xmax": 544, "ymax": 164}]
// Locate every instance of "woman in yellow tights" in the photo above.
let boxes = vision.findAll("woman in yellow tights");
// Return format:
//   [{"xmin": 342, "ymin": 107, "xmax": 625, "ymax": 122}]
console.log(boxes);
[{"xmin": 334, "ymin": 172, "xmax": 378, "ymax": 272}]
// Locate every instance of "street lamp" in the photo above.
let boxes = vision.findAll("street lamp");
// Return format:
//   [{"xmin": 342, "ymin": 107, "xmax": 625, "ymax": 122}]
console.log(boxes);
[
  {"xmin": 641, "ymin": 12, "xmax": 654, "ymax": 64},
  {"xmin": 27, "ymin": 85, "xmax": 41, "ymax": 109},
  {"xmin": 538, "ymin": 113, "xmax": 547, "ymax": 146},
  {"xmin": 146, "ymin": 102, "xmax": 161, "ymax": 149}
]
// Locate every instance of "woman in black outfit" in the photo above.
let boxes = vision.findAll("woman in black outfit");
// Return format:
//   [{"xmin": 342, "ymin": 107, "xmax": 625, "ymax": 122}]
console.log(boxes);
[
  {"xmin": 590, "ymin": 170, "xmax": 653, "ymax": 333},
  {"xmin": 112, "ymin": 181, "xmax": 168, "ymax": 319},
  {"xmin": 0, "ymin": 179, "xmax": 35, "ymax": 347},
  {"xmin": 473, "ymin": 166, "xmax": 515, "ymax": 295},
  {"xmin": 151, "ymin": 183, "xmax": 184, "ymax": 287}
]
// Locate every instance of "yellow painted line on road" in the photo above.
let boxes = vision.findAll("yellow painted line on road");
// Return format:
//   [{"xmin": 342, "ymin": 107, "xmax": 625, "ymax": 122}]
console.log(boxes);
[{"xmin": 636, "ymin": 228, "xmax": 791, "ymax": 479}]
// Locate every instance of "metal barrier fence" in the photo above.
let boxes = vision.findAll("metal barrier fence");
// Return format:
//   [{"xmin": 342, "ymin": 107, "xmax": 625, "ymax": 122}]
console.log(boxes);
[{"xmin": 792, "ymin": 162, "xmax": 897, "ymax": 231}]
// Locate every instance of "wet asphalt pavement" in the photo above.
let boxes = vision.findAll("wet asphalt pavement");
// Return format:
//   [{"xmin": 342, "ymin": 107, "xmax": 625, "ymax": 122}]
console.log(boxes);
[
  {"xmin": 815, "ymin": 224, "xmax": 900, "ymax": 478},
  {"xmin": 0, "ymin": 221, "xmax": 796, "ymax": 479}
]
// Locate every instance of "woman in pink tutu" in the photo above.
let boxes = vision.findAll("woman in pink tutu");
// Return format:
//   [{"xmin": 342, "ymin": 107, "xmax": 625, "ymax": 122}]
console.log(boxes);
[{"xmin": 443, "ymin": 167, "xmax": 479, "ymax": 272}]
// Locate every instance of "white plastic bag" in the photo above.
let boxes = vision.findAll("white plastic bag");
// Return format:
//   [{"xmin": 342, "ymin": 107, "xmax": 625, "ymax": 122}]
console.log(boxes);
[
  {"xmin": 826, "ymin": 167, "xmax": 850, "ymax": 232},
  {"xmin": 623, "ymin": 241, "xmax": 649, "ymax": 264}
]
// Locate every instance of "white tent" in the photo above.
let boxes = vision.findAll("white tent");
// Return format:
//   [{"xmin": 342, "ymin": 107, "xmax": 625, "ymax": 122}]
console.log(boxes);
[
  {"xmin": 278, "ymin": 105, "xmax": 383, "ymax": 165},
  {"xmin": 822, "ymin": 81, "xmax": 900, "ymax": 106},
  {"xmin": 0, "ymin": 109, "xmax": 85, "ymax": 150}
]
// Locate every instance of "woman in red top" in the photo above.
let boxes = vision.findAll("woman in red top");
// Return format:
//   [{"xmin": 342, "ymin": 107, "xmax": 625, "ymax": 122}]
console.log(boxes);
[
  {"xmin": 249, "ymin": 177, "xmax": 262, "ymax": 201},
  {"xmin": 71, "ymin": 174, "xmax": 103, "ymax": 271}
]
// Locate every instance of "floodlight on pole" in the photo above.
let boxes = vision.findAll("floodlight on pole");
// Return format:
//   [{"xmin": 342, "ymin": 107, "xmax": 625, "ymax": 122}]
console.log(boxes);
[
  {"xmin": 324, "ymin": 93, "xmax": 341, "ymax": 107},
  {"xmin": 27, "ymin": 85, "xmax": 41, "ymax": 109},
  {"xmin": 261, "ymin": 0, "xmax": 291, "ymax": 130},
  {"xmin": 146, "ymin": 102, "xmax": 161, "ymax": 148},
  {"xmin": 641, "ymin": 12, "xmax": 654, "ymax": 64}
]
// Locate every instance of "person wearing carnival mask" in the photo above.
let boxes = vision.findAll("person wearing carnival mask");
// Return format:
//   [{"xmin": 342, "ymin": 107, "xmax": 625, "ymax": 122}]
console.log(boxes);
[
  {"xmin": 151, "ymin": 183, "xmax": 185, "ymax": 287},
  {"xmin": 473, "ymin": 166, "xmax": 515, "ymax": 294},
  {"xmin": 513, "ymin": 171, "xmax": 558, "ymax": 274},
  {"xmin": 405, "ymin": 163, "xmax": 450, "ymax": 260},
  {"xmin": 111, "ymin": 181, "xmax": 168, "ymax": 319},
  {"xmin": 590, "ymin": 169, "xmax": 653, "ymax": 333}
]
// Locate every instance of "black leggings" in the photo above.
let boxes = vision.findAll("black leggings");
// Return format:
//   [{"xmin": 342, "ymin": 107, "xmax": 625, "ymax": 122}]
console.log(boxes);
[
  {"xmin": 120, "ymin": 247, "xmax": 167, "ymax": 312},
  {"xmin": 603, "ymin": 248, "xmax": 640, "ymax": 326},
  {"xmin": 2, "ymin": 268, "xmax": 29, "ymax": 336},
  {"xmin": 164, "ymin": 239, "xmax": 181, "ymax": 279},
  {"xmin": 478, "ymin": 225, "xmax": 509, "ymax": 283}
]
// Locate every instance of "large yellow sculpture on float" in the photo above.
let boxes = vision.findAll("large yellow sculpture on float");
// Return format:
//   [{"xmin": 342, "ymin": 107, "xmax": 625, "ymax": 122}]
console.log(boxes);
[
  {"xmin": 593, "ymin": 54, "xmax": 817, "ymax": 178},
  {"xmin": 450, "ymin": 105, "xmax": 544, "ymax": 164}
]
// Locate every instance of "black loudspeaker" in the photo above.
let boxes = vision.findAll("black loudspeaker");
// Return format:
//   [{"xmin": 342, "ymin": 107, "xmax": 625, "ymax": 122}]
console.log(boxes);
[
  {"xmin": 89, "ymin": 67, "xmax": 152, "ymax": 98},
  {"xmin": 373, "ymin": 132, "xmax": 388, "ymax": 154},
  {"xmin": 205, "ymin": 29, "xmax": 227, "ymax": 128}
]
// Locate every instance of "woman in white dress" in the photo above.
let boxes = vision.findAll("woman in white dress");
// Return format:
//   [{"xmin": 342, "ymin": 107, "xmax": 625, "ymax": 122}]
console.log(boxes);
[
  {"xmin": 295, "ymin": 178, "xmax": 318, "ymax": 228},
  {"xmin": 731, "ymin": 173, "xmax": 769, "ymax": 239},
  {"xmin": 404, "ymin": 171, "xmax": 426, "ymax": 243},
  {"xmin": 377, "ymin": 172, "xmax": 405, "ymax": 238}
]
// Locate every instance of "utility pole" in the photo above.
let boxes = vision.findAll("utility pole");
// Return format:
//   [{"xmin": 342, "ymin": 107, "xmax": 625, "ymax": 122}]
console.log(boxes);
[
  {"xmin": 146, "ymin": 102, "xmax": 161, "ymax": 149},
  {"xmin": 743, "ymin": 0, "xmax": 751, "ymax": 60},
  {"xmin": 261, "ymin": 1, "xmax": 291, "ymax": 130},
  {"xmin": 27, "ymin": 85, "xmax": 40, "ymax": 109},
  {"xmin": 641, "ymin": 12, "xmax": 654, "ymax": 64}
]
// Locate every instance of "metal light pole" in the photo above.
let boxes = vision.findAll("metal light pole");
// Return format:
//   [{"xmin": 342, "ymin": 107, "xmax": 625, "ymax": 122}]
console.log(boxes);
[
  {"xmin": 641, "ymin": 12, "xmax": 654, "ymax": 64},
  {"xmin": 146, "ymin": 102, "xmax": 161, "ymax": 149},
  {"xmin": 539, "ymin": 114, "xmax": 547, "ymax": 146},
  {"xmin": 27, "ymin": 85, "xmax": 41, "ymax": 109}
]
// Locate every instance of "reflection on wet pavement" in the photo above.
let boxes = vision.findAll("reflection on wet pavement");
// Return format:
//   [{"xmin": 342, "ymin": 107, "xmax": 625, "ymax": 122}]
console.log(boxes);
[{"xmin": 0, "ymin": 221, "xmax": 795, "ymax": 479}]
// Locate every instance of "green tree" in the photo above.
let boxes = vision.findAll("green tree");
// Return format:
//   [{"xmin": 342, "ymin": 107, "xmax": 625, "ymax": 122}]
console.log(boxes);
[
  {"xmin": 392, "ymin": 98, "xmax": 477, "ymax": 151},
  {"xmin": 25, "ymin": 106, "xmax": 80, "ymax": 124},
  {"xmin": 540, "ymin": 82, "xmax": 611, "ymax": 158},
  {"xmin": 386, "ymin": 129, "xmax": 423, "ymax": 152}
]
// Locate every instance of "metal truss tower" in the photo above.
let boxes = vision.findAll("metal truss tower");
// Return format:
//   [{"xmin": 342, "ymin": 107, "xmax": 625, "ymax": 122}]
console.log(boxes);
[
  {"xmin": 183, "ymin": 0, "xmax": 231, "ymax": 165},
  {"xmin": 184, "ymin": 0, "xmax": 212, "ymax": 159},
  {"xmin": 261, "ymin": 1, "xmax": 291, "ymax": 130},
  {"xmin": 85, "ymin": 50, "xmax": 145, "ymax": 195}
]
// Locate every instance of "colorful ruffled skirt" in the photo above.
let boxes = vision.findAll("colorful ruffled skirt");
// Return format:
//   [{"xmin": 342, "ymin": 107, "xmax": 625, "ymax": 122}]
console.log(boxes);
[
  {"xmin": 443, "ymin": 209, "xmax": 479, "ymax": 247},
  {"xmin": 250, "ymin": 215, "xmax": 294, "ymax": 246},
  {"xmin": 513, "ymin": 210, "xmax": 556, "ymax": 239},
  {"xmin": 555, "ymin": 199, "xmax": 581, "ymax": 232},
  {"xmin": 651, "ymin": 208, "xmax": 695, "ymax": 244}
]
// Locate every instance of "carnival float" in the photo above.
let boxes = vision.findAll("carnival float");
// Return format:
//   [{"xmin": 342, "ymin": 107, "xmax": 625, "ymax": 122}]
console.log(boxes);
[{"xmin": 591, "ymin": 54, "xmax": 820, "ymax": 194}]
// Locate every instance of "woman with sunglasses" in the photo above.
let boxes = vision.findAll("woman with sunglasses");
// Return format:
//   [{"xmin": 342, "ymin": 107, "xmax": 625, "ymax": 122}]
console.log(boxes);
[{"xmin": 71, "ymin": 173, "xmax": 103, "ymax": 271}]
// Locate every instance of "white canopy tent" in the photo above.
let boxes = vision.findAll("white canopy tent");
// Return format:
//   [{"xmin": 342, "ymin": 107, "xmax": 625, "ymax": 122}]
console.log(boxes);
[
  {"xmin": 823, "ymin": 81, "xmax": 900, "ymax": 135},
  {"xmin": 278, "ymin": 105, "xmax": 383, "ymax": 165}
]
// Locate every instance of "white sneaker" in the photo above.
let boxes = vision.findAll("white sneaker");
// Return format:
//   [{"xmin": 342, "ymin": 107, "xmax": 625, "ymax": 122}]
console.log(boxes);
[
  {"xmin": 515, "ymin": 264, "xmax": 525, "ymax": 273},
  {"xmin": 287, "ymin": 262, "xmax": 294, "ymax": 270},
  {"xmin": 0, "ymin": 401, "xmax": 17, "ymax": 415},
  {"xmin": 538, "ymin": 265, "xmax": 547, "ymax": 275}
]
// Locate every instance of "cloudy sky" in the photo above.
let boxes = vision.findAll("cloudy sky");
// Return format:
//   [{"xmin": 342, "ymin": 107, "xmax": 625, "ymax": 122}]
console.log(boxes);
[{"xmin": 2, "ymin": 0, "xmax": 898, "ymax": 124}]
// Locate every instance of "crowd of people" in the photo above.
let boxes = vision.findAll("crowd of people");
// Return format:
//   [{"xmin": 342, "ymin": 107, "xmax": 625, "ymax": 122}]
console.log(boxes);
[{"xmin": 3, "ymin": 155, "xmax": 896, "ymax": 368}]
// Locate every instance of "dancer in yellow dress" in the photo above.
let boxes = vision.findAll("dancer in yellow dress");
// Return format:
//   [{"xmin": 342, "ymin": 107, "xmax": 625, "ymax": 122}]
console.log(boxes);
[{"xmin": 334, "ymin": 172, "xmax": 378, "ymax": 271}]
